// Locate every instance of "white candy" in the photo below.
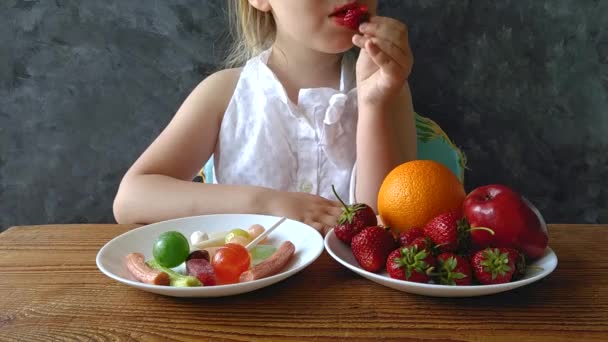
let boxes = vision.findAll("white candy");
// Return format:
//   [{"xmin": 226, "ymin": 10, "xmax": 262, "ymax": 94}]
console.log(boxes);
[{"xmin": 190, "ymin": 231, "xmax": 209, "ymax": 245}]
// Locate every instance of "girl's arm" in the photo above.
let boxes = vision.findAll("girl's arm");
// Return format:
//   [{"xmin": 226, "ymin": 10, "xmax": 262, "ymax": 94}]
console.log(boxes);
[
  {"xmin": 113, "ymin": 69, "xmax": 341, "ymax": 230},
  {"xmin": 353, "ymin": 17, "xmax": 418, "ymax": 211},
  {"xmin": 356, "ymin": 84, "xmax": 416, "ymax": 210},
  {"xmin": 113, "ymin": 68, "xmax": 269, "ymax": 224}
]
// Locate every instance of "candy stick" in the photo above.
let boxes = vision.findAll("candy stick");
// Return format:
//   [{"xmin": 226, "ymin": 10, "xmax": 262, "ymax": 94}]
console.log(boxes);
[
  {"xmin": 246, "ymin": 217, "xmax": 287, "ymax": 251},
  {"xmin": 192, "ymin": 235, "xmax": 225, "ymax": 249}
]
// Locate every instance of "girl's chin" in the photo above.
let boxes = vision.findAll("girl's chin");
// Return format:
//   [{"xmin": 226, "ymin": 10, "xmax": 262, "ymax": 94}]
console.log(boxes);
[{"xmin": 320, "ymin": 39, "xmax": 356, "ymax": 54}]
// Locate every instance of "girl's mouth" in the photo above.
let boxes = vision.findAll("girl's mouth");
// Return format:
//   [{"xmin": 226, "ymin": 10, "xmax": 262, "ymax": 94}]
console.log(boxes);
[
  {"xmin": 329, "ymin": 2, "xmax": 360, "ymax": 18},
  {"xmin": 329, "ymin": 2, "xmax": 369, "ymax": 30}
]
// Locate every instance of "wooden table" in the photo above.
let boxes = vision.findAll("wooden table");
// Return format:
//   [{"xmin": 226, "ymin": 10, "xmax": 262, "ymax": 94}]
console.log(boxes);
[{"xmin": 0, "ymin": 224, "xmax": 606, "ymax": 341}]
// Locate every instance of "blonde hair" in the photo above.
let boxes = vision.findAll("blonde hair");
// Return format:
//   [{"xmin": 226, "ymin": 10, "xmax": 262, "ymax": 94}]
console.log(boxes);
[{"xmin": 225, "ymin": 1, "xmax": 276, "ymax": 68}]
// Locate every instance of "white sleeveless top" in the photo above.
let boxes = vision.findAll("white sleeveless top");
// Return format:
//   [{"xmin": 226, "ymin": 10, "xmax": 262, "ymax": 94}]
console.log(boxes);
[{"xmin": 214, "ymin": 49, "xmax": 358, "ymax": 203}]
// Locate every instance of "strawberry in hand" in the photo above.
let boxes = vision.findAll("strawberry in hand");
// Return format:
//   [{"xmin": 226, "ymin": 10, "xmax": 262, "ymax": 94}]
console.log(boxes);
[
  {"xmin": 332, "ymin": 185, "xmax": 377, "ymax": 245},
  {"xmin": 386, "ymin": 245, "xmax": 436, "ymax": 283},
  {"xmin": 435, "ymin": 253, "xmax": 472, "ymax": 286},
  {"xmin": 351, "ymin": 226, "xmax": 396, "ymax": 272},
  {"xmin": 423, "ymin": 211, "xmax": 494, "ymax": 253},
  {"xmin": 343, "ymin": 4, "xmax": 370, "ymax": 30},
  {"xmin": 471, "ymin": 248, "xmax": 516, "ymax": 285}
]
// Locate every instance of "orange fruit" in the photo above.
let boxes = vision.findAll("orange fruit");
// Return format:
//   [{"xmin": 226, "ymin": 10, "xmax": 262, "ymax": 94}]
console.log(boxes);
[{"xmin": 378, "ymin": 160, "xmax": 465, "ymax": 233}]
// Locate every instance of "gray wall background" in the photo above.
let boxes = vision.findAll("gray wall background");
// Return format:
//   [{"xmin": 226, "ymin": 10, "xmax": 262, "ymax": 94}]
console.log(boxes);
[{"xmin": 1, "ymin": 0, "xmax": 606, "ymax": 230}]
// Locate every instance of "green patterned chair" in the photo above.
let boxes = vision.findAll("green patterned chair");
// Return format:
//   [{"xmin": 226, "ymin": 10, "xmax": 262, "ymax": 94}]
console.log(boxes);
[
  {"xmin": 414, "ymin": 113, "xmax": 466, "ymax": 183},
  {"xmin": 194, "ymin": 113, "xmax": 466, "ymax": 185}
]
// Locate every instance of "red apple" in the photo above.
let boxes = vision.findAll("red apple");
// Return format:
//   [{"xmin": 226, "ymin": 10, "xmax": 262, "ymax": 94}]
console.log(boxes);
[{"xmin": 463, "ymin": 184, "xmax": 548, "ymax": 260}]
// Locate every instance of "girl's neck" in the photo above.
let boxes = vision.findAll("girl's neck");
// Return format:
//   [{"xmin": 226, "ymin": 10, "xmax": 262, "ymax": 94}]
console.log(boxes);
[{"xmin": 267, "ymin": 38, "xmax": 343, "ymax": 105}]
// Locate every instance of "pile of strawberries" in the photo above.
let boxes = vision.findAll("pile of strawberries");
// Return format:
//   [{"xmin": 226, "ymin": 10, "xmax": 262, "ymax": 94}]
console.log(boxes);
[{"xmin": 332, "ymin": 190, "xmax": 527, "ymax": 286}]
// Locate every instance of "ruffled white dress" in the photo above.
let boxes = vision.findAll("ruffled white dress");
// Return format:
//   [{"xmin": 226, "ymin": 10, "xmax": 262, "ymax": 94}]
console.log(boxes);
[{"xmin": 213, "ymin": 49, "xmax": 359, "ymax": 203}]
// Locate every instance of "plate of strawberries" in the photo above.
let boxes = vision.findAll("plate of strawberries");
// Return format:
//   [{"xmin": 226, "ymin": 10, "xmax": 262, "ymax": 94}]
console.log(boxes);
[{"xmin": 324, "ymin": 184, "xmax": 558, "ymax": 297}]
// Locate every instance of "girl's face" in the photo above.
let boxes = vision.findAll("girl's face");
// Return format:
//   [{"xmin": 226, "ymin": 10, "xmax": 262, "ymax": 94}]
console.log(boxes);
[{"xmin": 268, "ymin": 0, "xmax": 378, "ymax": 54}]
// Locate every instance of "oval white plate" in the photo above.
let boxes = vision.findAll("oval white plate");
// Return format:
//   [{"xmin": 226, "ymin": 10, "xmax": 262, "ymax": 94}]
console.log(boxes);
[
  {"xmin": 97, "ymin": 214, "xmax": 324, "ymax": 297},
  {"xmin": 324, "ymin": 229, "xmax": 558, "ymax": 297}
]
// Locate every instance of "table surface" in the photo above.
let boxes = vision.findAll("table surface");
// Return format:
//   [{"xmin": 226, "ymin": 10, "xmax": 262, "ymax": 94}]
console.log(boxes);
[{"xmin": 1, "ymin": 224, "xmax": 607, "ymax": 341}]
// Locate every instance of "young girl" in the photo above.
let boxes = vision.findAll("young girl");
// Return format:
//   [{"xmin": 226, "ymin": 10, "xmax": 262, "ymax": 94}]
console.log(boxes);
[{"xmin": 113, "ymin": 0, "xmax": 417, "ymax": 233}]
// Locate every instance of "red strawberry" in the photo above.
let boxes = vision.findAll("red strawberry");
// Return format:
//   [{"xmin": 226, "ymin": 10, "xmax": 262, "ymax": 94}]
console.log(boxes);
[
  {"xmin": 436, "ymin": 253, "xmax": 472, "ymax": 286},
  {"xmin": 386, "ymin": 245, "xmax": 436, "ymax": 283},
  {"xmin": 423, "ymin": 211, "xmax": 494, "ymax": 253},
  {"xmin": 343, "ymin": 4, "xmax": 370, "ymax": 30},
  {"xmin": 332, "ymin": 185, "xmax": 377, "ymax": 245},
  {"xmin": 501, "ymin": 248, "xmax": 527, "ymax": 280},
  {"xmin": 471, "ymin": 248, "xmax": 516, "ymax": 285},
  {"xmin": 409, "ymin": 236, "xmax": 433, "ymax": 252},
  {"xmin": 406, "ymin": 235, "xmax": 441, "ymax": 257},
  {"xmin": 397, "ymin": 227, "xmax": 424, "ymax": 246},
  {"xmin": 351, "ymin": 226, "xmax": 397, "ymax": 272}
]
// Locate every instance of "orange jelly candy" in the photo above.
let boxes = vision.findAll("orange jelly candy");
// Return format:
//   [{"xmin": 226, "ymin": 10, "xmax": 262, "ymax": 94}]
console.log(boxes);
[{"xmin": 211, "ymin": 243, "xmax": 251, "ymax": 284}]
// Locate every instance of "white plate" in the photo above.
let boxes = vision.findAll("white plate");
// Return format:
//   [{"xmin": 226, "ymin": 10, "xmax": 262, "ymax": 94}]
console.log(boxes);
[
  {"xmin": 324, "ymin": 229, "xmax": 558, "ymax": 297},
  {"xmin": 96, "ymin": 214, "xmax": 324, "ymax": 297}
]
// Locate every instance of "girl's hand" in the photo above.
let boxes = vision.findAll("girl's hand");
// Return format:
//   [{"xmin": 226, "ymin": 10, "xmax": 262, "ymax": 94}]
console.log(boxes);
[
  {"xmin": 264, "ymin": 190, "xmax": 343, "ymax": 235},
  {"xmin": 353, "ymin": 16, "xmax": 413, "ymax": 107}
]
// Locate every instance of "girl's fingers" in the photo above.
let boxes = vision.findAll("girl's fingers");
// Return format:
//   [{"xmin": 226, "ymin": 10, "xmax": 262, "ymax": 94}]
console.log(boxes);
[
  {"xmin": 309, "ymin": 221, "xmax": 324, "ymax": 233},
  {"xmin": 327, "ymin": 205, "xmax": 344, "ymax": 218},
  {"xmin": 310, "ymin": 221, "xmax": 334, "ymax": 236},
  {"xmin": 352, "ymin": 34, "xmax": 369, "ymax": 49},
  {"xmin": 321, "ymin": 225, "xmax": 333, "ymax": 236},
  {"xmin": 365, "ymin": 39, "xmax": 404, "ymax": 76},
  {"xmin": 329, "ymin": 199, "xmax": 344, "ymax": 209},
  {"xmin": 368, "ymin": 37, "xmax": 412, "ymax": 73},
  {"xmin": 313, "ymin": 204, "xmax": 343, "ymax": 235},
  {"xmin": 320, "ymin": 213, "xmax": 338, "ymax": 228},
  {"xmin": 359, "ymin": 17, "xmax": 410, "ymax": 54}
]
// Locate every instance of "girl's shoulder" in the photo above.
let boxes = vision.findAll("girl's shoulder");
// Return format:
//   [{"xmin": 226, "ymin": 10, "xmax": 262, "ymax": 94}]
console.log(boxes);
[
  {"xmin": 187, "ymin": 67, "xmax": 244, "ymax": 115},
  {"xmin": 201, "ymin": 67, "xmax": 243, "ymax": 99},
  {"xmin": 206, "ymin": 67, "xmax": 243, "ymax": 84}
]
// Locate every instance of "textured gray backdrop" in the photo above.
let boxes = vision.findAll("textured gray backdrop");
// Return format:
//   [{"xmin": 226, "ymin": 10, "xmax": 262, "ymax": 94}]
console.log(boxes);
[{"xmin": 1, "ymin": 0, "xmax": 606, "ymax": 230}]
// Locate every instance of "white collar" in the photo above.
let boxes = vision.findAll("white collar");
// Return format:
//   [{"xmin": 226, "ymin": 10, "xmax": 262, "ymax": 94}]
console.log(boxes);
[{"xmin": 254, "ymin": 48, "xmax": 356, "ymax": 105}]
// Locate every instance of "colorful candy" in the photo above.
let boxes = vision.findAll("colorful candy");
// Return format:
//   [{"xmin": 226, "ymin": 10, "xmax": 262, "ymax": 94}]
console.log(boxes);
[
  {"xmin": 211, "ymin": 243, "xmax": 251, "ymax": 284},
  {"xmin": 126, "ymin": 223, "xmax": 291, "ymax": 287}
]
